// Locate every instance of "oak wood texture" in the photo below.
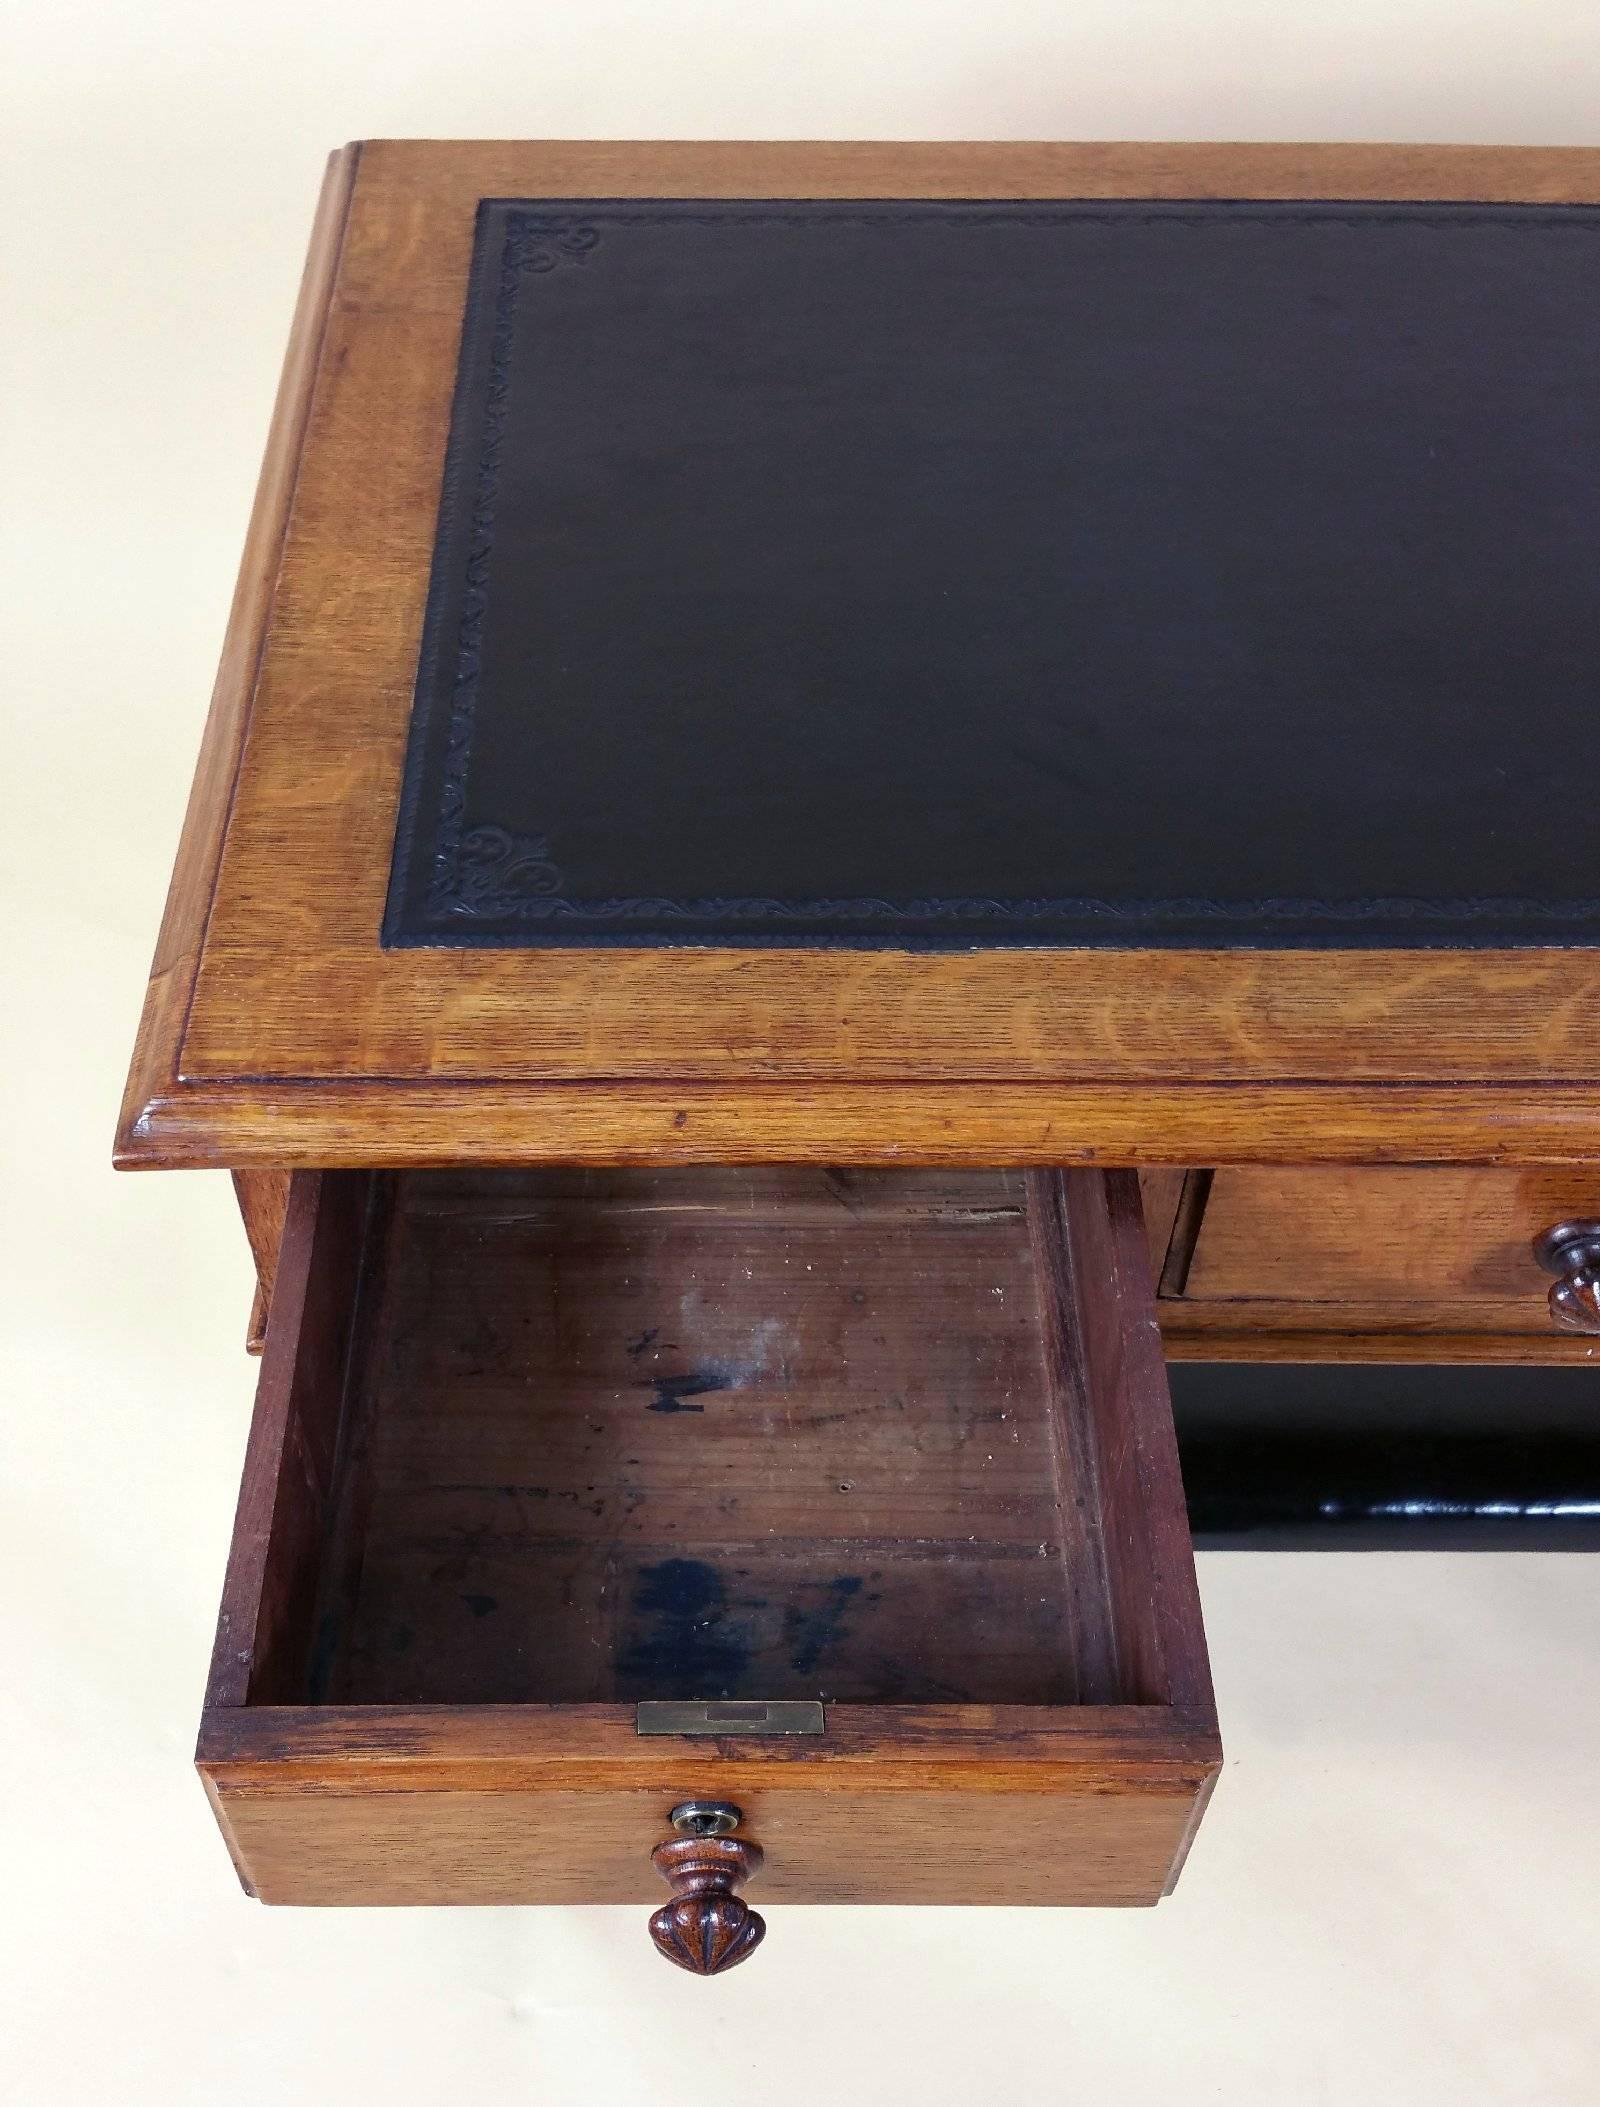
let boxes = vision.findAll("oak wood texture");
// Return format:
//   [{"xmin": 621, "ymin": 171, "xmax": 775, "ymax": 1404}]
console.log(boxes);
[
  {"xmin": 1156, "ymin": 1168, "xmax": 1600, "ymax": 1362},
  {"xmin": 232, "ymin": 1169, "xmax": 291, "ymax": 1351},
  {"xmin": 198, "ymin": 1714, "xmax": 1220, "ymax": 1906},
  {"xmin": 116, "ymin": 140, "xmax": 1600, "ymax": 1173},
  {"xmin": 197, "ymin": 1161, "xmax": 1219, "ymax": 1906},
  {"xmin": 200, "ymin": 1743, "xmax": 1218, "ymax": 1907}
]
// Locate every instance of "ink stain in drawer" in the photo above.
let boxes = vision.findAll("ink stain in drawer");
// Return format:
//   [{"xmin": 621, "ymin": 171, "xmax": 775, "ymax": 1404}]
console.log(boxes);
[
  {"xmin": 642, "ymin": 1370, "xmax": 724, "ymax": 1413},
  {"xmin": 618, "ymin": 1557, "xmax": 753, "ymax": 1691},
  {"xmin": 783, "ymin": 1575, "xmax": 863, "ymax": 1675}
]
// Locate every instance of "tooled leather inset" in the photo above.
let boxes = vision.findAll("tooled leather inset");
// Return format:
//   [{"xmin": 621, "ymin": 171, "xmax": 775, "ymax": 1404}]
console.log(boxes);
[{"xmin": 388, "ymin": 200, "xmax": 1600, "ymax": 944}]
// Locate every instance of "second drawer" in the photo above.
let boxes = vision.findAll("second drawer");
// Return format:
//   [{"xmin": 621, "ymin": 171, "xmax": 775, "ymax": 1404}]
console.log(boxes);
[{"xmin": 1150, "ymin": 1168, "xmax": 1600, "ymax": 1360}]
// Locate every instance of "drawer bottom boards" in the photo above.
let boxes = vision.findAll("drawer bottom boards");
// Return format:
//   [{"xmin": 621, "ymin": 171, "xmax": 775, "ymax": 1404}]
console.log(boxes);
[{"xmin": 199, "ymin": 1167, "xmax": 1218, "ymax": 1908}]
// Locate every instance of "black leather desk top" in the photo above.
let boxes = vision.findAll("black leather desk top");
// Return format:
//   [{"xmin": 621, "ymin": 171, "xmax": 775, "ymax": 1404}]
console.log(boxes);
[{"xmin": 385, "ymin": 198, "xmax": 1600, "ymax": 949}]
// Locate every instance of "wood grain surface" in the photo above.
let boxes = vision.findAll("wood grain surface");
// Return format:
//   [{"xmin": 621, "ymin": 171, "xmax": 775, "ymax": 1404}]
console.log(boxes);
[
  {"xmin": 198, "ymin": 1701, "xmax": 1221, "ymax": 1905},
  {"xmin": 201, "ymin": 1773, "xmax": 1217, "ymax": 1908},
  {"xmin": 231, "ymin": 1169, "xmax": 291, "ymax": 1348},
  {"xmin": 1155, "ymin": 1166, "xmax": 1600, "ymax": 1359},
  {"xmin": 116, "ymin": 1078, "xmax": 1600, "ymax": 1173},
  {"xmin": 116, "ymin": 141, "xmax": 1600, "ymax": 1172},
  {"xmin": 1186, "ymin": 1168, "xmax": 1600, "ymax": 1304}
]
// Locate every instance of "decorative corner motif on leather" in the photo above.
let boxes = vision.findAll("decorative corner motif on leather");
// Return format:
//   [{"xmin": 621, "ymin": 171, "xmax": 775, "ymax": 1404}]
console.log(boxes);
[
  {"xmin": 448, "ymin": 826, "xmax": 565, "ymax": 914},
  {"xmin": 514, "ymin": 219, "xmax": 600, "ymax": 273}
]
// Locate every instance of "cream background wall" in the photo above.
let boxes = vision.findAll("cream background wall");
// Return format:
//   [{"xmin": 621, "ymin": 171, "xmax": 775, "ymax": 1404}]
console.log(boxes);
[{"xmin": 4, "ymin": 3, "xmax": 1599, "ymax": 2100}]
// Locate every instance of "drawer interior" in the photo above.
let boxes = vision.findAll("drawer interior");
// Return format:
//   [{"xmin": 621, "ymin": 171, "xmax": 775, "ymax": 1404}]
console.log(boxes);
[{"xmin": 231, "ymin": 1167, "xmax": 1197, "ymax": 1717}]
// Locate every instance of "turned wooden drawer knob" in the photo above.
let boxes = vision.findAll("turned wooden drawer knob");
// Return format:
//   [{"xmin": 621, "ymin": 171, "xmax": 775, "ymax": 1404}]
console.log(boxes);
[
  {"xmin": 648, "ymin": 1803, "xmax": 765, "ymax": 1975},
  {"xmin": 1534, "ymin": 1221, "xmax": 1600, "ymax": 1335}
]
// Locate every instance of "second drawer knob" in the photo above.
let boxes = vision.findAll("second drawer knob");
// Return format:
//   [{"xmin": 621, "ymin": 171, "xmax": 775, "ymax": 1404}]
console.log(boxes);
[{"xmin": 1534, "ymin": 1221, "xmax": 1600, "ymax": 1335}]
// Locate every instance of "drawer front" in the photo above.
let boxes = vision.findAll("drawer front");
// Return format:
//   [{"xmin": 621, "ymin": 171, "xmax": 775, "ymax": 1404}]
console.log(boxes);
[
  {"xmin": 199, "ymin": 1717, "xmax": 1218, "ymax": 1907},
  {"xmin": 1155, "ymin": 1169, "xmax": 1600, "ymax": 1360},
  {"xmin": 197, "ymin": 1165, "xmax": 1218, "ymax": 1922}
]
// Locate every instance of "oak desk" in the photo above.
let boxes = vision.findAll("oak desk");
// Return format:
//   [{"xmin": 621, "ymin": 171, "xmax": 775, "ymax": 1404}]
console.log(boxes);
[{"xmin": 119, "ymin": 141, "xmax": 1600, "ymax": 1972}]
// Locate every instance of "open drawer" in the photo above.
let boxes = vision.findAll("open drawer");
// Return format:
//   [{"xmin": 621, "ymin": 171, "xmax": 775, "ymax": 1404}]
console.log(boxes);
[{"xmin": 198, "ymin": 1166, "xmax": 1219, "ymax": 1941}]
